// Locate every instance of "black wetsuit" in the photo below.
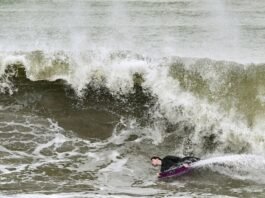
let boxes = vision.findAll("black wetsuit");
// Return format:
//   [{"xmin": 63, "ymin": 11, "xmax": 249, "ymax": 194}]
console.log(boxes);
[{"xmin": 160, "ymin": 155, "xmax": 200, "ymax": 172}]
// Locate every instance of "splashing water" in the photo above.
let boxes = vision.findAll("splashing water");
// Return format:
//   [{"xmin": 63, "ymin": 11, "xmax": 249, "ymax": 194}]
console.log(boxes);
[{"xmin": 192, "ymin": 154, "xmax": 265, "ymax": 184}]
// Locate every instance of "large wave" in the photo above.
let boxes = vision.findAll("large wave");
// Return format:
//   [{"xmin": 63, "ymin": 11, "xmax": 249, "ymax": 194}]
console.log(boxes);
[{"xmin": 1, "ymin": 50, "xmax": 265, "ymax": 156}]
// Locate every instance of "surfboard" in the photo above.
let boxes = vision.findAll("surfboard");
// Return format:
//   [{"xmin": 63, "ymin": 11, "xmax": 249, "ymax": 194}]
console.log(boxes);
[{"xmin": 158, "ymin": 164, "xmax": 193, "ymax": 180}]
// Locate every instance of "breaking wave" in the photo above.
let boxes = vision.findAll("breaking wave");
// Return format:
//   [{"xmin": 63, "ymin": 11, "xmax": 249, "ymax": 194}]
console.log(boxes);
[{"xmin": 1, "ymin": 50, "xmax": 265, "ymax": 156}]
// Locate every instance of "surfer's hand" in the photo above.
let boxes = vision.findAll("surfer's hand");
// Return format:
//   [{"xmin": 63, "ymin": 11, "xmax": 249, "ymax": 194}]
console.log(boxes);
[
  {"xmin": 183, "ymin": 163, "xmax": 190, "ymax": 168},
  {"xmin": 156, "ymin": 172, "xmax": 160, "ymax": 176}
]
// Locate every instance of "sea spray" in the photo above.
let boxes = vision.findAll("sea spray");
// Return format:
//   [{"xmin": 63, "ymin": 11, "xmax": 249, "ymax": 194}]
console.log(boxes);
[{"xmin": 192, "ymin": 154, "xmax": 265, "ymax": 184}]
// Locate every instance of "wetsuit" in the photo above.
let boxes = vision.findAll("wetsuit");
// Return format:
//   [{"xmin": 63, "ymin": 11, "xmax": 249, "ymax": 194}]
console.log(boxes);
[{"xmin": 160, "ymin": 155, "xmax": 200, "ymax": 172}]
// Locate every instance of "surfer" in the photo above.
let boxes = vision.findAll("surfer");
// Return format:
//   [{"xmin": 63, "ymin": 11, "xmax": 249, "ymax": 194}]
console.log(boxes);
[{"xmin": 151, "ymin": 155, "xmax": 200, "ymax": 174}]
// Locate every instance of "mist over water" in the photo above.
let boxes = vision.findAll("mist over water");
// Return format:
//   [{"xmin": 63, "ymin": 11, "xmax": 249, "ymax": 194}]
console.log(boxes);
[{"xmin": 0, "ymin": 0, "xmax": 265, "ymax": 197}]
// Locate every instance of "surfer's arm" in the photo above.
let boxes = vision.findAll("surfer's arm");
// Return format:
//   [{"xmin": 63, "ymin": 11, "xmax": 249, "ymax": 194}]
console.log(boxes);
[{"xmin": 164, "ymin": 156, "xmax": 182, "ymax": 163}]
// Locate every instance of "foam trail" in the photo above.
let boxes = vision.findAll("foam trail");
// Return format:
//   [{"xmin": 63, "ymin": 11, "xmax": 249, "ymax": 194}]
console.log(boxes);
[
  {"xmin": 191, "ymin": 154, "xmax": 265, "ymax": 184},
  {"xmin": 192, "ymin": 154, "xmax": 265, "ymax": 167}
]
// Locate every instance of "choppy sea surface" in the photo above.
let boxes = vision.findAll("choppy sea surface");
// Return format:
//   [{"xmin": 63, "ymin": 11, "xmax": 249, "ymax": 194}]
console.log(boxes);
[{"xmin": 0, "ymin": 0, "xmax": 265, "ymax": 197}]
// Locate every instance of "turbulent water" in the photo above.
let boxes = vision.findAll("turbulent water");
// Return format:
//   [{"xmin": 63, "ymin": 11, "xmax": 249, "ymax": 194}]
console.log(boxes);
[{"xmin": 1, "ymin": 0, "xmax": 265, "ymax": 197}]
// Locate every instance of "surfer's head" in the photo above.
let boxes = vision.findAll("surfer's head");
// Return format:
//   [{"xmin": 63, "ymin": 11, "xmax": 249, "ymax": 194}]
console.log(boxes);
[{"xmin": 151, "ymin": 156, "xmax": 162, "ymax": 166}]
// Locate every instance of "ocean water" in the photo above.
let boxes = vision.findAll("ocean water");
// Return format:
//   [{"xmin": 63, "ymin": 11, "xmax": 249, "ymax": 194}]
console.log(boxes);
[{"xmin": 0, "ymin": 0, "xmax": 265, "ymax": 197}]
